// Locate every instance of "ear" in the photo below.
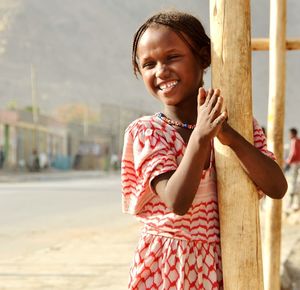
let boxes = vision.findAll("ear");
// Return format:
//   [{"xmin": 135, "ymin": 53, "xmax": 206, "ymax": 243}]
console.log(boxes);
[{"xmin": 198, "ymin": 46, "xmax": 211, "ymax": 69}]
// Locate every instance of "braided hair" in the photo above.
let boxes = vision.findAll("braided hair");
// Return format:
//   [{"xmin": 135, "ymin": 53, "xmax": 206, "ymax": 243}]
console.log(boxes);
[{"xmin": 132, "ymin": 10, "xmax": 211, "ymax": 76}]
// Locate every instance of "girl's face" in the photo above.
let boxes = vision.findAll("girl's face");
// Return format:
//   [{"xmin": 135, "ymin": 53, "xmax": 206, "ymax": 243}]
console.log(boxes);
[{"xmin": 136, "ymin": 25, "xmax": 204, "ymax": 107}]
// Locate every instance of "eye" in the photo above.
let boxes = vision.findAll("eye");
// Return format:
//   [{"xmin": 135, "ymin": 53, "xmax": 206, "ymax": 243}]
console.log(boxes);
[
  {"xmin": 167, "ymin": 54, "xmax": 180, "ymax": 61},
  {"xmin": 142, "ymin": 61, "xmax": 155, "ymax": 69}
]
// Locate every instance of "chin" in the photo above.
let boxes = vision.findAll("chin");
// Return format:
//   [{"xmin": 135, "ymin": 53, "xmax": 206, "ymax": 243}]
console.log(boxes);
[
  {"xmin": 151, "ymin": 90, "xmax": 182, "ymax": 106},
  {"xmin": 162, "ymin": 100, "xmax": 179, "ymax": 106}
]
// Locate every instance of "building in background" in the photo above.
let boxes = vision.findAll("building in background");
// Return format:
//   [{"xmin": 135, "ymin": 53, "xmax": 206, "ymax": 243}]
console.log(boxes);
[
  {"xmin": 0, "ymin": 109, "xmax": 68, "ymax": 170},
  {"xmin": 0, "ymin": 104, "xmax": 150, "ymax": 171}
]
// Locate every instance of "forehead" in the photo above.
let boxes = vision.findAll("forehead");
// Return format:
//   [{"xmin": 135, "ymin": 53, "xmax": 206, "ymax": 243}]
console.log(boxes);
[{"xmin": 137, "ymin": 25, "xmax": 191, "ymax": 59}]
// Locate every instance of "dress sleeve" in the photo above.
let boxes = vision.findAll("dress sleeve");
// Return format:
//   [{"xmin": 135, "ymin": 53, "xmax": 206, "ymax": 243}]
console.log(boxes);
[
  {"xmin": 121, "ymin": 120, "xmax": 178, "ymax": 215},
  {"xmin": 253, "ymin": 118, "xmax": 275, "ymax": 160},
  {"xmin": 252, "ymin": 118, "xmax": 275, "ymax": 198}
]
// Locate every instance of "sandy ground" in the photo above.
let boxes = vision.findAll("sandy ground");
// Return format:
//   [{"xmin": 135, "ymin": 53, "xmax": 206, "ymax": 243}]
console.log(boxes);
[
  {"xmin": 0, "ymin": 219, "xmax": 141, "ymax": 290},
  {"xmin": 0, "ymin": 171, "xmax": 299, "ymax": 289},
  {"xmin": 1, "ymin": 212, "xmax": 299, "ymax": 290}
]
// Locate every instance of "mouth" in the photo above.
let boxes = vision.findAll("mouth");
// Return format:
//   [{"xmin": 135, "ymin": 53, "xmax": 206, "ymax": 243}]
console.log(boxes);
[{"xmin": 158, "ymin": 80, "xmax": 178, "ymax": 92}]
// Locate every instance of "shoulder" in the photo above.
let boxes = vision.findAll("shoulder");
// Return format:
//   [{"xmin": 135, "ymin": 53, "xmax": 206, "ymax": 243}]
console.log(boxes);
[
  {"xmin": 126, "ymin": 115, "xmax": 154, "ymax": 131},
  {"xmin": 125, "ymin": 114, "xmax": 161, "ymax": 139},
  {"xmin": 292, "ymin": 138, "xmax": 300, "ymax": 149}
]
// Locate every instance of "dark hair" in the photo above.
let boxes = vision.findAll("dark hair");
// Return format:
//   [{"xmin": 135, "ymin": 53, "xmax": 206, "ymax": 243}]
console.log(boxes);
[
  {"xmin": 132, "ymin": 10, "xmax": 211, "ymax": 76},
  {"xmin": 290, "ymin": 128, "xmax": 298, "ymax": 136}
]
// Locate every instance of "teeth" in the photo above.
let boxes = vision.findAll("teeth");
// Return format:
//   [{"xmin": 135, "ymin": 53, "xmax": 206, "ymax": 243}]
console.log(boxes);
[{"xmin": 159, "ymin": 81, "xmax": 178, "ymax": 90}]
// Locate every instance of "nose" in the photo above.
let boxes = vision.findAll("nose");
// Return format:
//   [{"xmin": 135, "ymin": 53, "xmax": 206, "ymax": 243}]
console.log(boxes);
[{"xmin": 155, "ymin": 63, "xmax": 170, "ymax": 78}]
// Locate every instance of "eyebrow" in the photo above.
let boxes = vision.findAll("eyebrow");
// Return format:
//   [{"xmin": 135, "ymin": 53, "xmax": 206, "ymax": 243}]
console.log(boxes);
[{"xmin": 138, "ymin": 48, "xmax": 181, "ymax": 63}]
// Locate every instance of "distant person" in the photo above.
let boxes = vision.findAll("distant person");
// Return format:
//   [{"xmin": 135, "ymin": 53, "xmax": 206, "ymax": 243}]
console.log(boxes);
[
  {"xmin": 28, "ymin": 149, "xmax": 40, "ymax": 172},
  {"xmin": 285, "ymin": 128, "xmax": 300, "ymax": 210},
  {"xmin": 73, "ymin": 150, "xmax": 82, "ymax": 170},
  {"xmin": 121, "ymin": 11, "xmax": 287, "ymax": 289},
  {"xmin": 39, "ymin": 152, "xmax": 48, "ymax": 169},
  {"xmin": 0, "ymin": 146, "xmax": 5, "ymax": 169},
  {"xmin": 110, "ymin": 153, "xmax": 119, "ymax": 170}
]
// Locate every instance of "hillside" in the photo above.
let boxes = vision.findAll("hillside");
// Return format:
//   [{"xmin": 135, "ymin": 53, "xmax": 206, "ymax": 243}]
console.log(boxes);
[{"xmin": 0, "ymin": 0, "xmax": 299, "ymax": 133}]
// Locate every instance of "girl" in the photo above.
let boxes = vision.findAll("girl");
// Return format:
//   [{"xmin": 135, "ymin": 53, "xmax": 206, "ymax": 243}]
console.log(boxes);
[{"xmin": 121, "ymin": 11, "xmax": 287, "ymax": 290}]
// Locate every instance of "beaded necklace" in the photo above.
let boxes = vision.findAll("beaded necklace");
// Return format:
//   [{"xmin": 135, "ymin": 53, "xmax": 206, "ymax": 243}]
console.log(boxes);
[{"xmin": 157, "ymin": 112, "xmax": 196, "ymax": 130}]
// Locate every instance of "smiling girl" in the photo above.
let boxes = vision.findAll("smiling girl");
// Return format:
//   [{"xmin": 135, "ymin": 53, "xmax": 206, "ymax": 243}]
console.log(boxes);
[{"xmin": 121, "ymin": 10, "xmax": 287, "ymax": 290}]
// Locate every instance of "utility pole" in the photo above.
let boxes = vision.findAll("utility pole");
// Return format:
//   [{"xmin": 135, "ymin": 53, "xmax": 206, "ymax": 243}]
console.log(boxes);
[
  {"xmin": 83, "ymin": 104, "xmax": 89, "ymax": 138},
  {"xmin": 31, "ymin": 64, "xmax": 39, "ymax": 151}
]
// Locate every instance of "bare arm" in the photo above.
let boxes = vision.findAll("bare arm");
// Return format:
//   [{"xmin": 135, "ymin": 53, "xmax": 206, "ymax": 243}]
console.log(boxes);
[
  {"xmin": 152, "ymin": 88, "xmax": 227, "ymax": 215},
  {"xmin": 217, "ymin": 122, "xmax": 287, "ymax": 199}
]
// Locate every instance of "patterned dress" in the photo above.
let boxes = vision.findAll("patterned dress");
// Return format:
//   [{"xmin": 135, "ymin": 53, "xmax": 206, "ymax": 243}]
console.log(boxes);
[{"xmin": 121, "ymin": 114, "xmax": 273, "ymax": 290}]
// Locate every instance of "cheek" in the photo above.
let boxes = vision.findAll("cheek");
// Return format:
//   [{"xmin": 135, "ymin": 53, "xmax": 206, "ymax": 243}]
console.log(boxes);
[
  {"xmin": 142, "ymin": 72, "xmax": 155, "ymax": 89},
  {"xmin": 141, "ymin": 74, "xmax": 160, "ymax": 98},
  {"xmin": 191, "ymin": 64, "xmax": 204, "ymax": 85}
]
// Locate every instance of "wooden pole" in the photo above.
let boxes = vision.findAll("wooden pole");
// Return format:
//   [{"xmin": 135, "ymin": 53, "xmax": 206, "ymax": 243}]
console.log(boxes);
[
  {"xmin": 263, "ymin": 0, "xmax": 286, "ymax": 289},
  {"xmin": 30, "ymin": 64, "xmax": 39, "ymax": 150},
  {"xmin": 252, "ymin": 38, "xmax": 300, "ymax": 50},
  {"xmin": 210, "ymin": 1, "xmax": 263, "ymax": 289}
]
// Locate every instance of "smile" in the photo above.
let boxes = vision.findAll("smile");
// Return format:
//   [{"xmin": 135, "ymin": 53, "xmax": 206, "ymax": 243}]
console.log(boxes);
[{"xmin": 159, "ymin": 80, "xmax": 178, "ymax": 91}]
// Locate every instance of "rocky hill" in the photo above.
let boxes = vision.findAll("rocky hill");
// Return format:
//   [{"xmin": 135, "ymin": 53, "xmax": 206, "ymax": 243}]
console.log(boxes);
[{"xmin": 0, "ymin": 0, "xmax": 299, "ymax": 135}]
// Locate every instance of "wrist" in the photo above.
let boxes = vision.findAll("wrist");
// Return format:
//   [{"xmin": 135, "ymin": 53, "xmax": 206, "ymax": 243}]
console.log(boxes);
[
  {"xmin": 191, "ymin": 130, "xmax": 211, "ymax": 147},
  {"xmin": 217, "ymin": 123, "xmax": 236, "ymax": 146}
]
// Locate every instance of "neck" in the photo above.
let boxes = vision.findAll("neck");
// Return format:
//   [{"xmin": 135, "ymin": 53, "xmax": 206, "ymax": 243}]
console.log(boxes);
[{"xmin": 163, "ymin": 103, "xmax": 197, "ymax": 125}]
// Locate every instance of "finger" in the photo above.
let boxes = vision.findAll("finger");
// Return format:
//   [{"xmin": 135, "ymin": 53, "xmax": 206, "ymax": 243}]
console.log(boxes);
[
  {"xmin": 206, "ymin": 89, "xmax": 221, "ymax": 115},
  {"xmin": 223, "ymin": 108, "xmax": 228, "ymax": 121},
  {"xmin": 198, "ymin": 87, "xmax": 207, "ymax": 106},
  {"xmin": 207, "ymin": 88, "xmax": 221, "ymax": 110},
  {"xmin": 209, "ymin": 95, "xmax": 223, "ymax": 119},
  {"xmin": 204, "ymin": 88, "xmax": 214, "ymax": 107},
  {"xmin": 213, "ymin": 111, "xmax": 227, "ymax": 127}
]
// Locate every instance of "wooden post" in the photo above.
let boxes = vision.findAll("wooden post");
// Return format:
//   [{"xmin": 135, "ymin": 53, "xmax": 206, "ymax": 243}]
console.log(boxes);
[
  {"xmin": 30, "ymin": 64, "xmax": 39, "ymax": 151},
  {"xmin": 251, "ymin": 38, "xmax": 300, "ymax": 50},
  {"xmin": 210, "ymin": 1, "xmax": 264, "ymax": 289},
  {"xmin": 263, "ymin": 0, "xmax": 286, "ymax": 290}
]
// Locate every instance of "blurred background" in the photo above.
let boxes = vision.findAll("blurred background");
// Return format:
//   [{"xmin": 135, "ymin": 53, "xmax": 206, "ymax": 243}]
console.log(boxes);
[{"xmin": 0, "ymin": 0, "xmax": 299, "ymax": 172}]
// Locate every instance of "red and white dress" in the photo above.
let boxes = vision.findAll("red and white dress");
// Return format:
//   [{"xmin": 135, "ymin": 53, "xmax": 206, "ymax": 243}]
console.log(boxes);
[{"xmin": 121, "ymin": 114, "xmax": 273, "ymax": 290}]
